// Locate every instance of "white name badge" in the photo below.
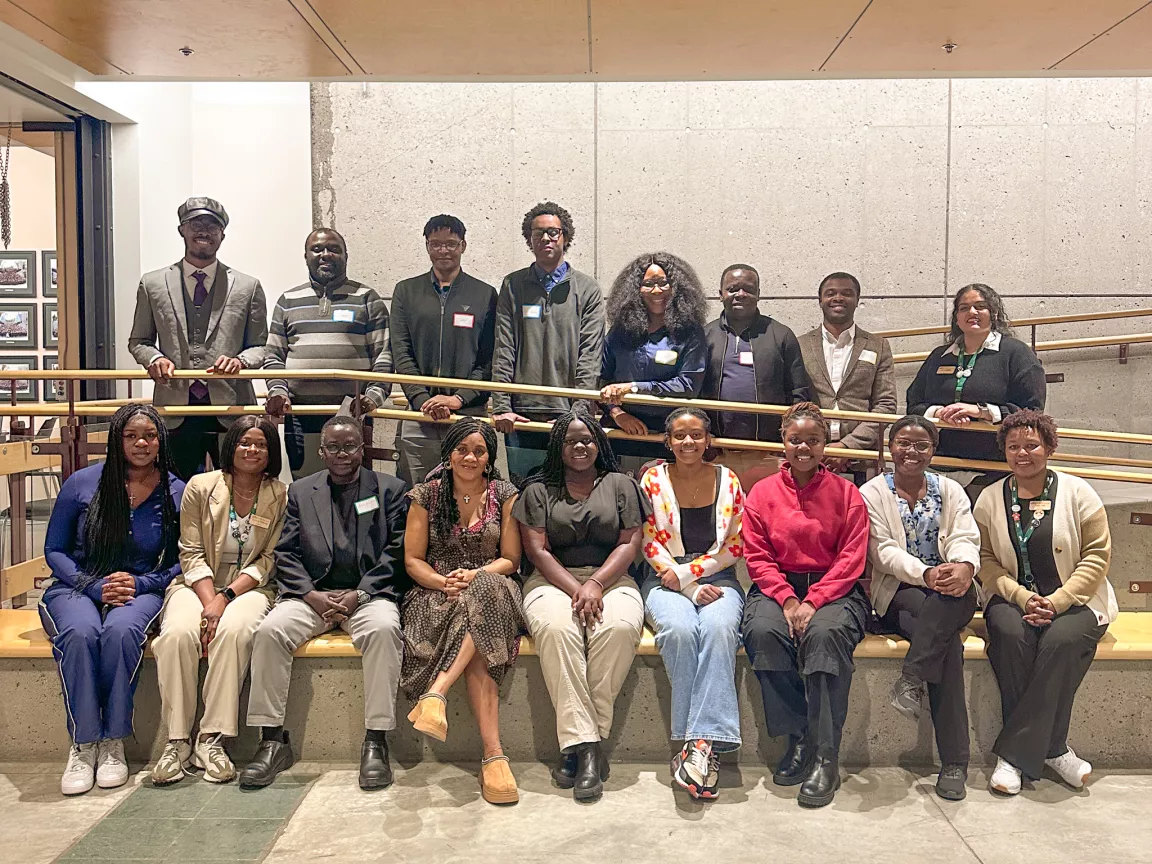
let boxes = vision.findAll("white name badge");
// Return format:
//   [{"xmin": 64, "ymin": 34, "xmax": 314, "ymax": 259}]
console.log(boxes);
[
  {"xmin": 523, "ymin": 304, "xmax": 542, "ymax": 319},
  {"xmin": 859, "ymin": 349, "xmax": 878, "ymax": 365},
  {"xmin": 453, "ymin": 312, "xmax": 475, "ymax": 329},
  {"xmin": 332, "ymin": 309, "xmax": 355, "ymax": 323},
  {"xmin": 354, "ymin": 497, "xmax": 379, "ymax": 516},
  {"xmin": 654, "ymin": 349, "xmax": 679, "ymax": 365},
  {"xmin": 738, "ymin": 351, "xmax": 754, "ymax": 366}
]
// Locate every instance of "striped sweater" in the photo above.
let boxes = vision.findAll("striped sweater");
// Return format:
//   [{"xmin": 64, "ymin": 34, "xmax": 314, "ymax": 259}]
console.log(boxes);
[{"xmin": 264, "ymin": 279, "xmax": 391, "ymax": 406}]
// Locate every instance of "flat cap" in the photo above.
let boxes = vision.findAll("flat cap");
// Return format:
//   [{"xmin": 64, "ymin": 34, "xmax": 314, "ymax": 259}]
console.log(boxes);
[{"xmin": 177, "ymin": 196, "xmax": 229, "ymax": 229}]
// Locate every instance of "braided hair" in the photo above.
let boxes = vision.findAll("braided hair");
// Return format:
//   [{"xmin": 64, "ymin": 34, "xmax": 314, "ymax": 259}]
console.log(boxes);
[
  {"xmin": 780, "ymin": 401, "xmax": 830, "ymax": 443},
  {"xmin": 78, "ymin": 403, "xmax": 179, "ymax": 591},
  {"xmin": 521, "ymin": 406, "xmax": 621, "ymax": 490},
  {"xmin": 430, "ymin": 418, "xmax": 502, "ymax": 540}
]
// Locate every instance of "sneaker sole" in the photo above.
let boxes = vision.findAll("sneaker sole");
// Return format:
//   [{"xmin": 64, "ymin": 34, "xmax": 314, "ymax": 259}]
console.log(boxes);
[
  {"xmin": 61, "ymin": 783, "xmax": 95, "ymax": 796},
  {"xmin": 989, "ymin": 781, "xmax": 1020, "ymax": 796},
  {"xmin": 935, "ymin": 783, "xmax": 967, "ymax": 801},
  {"xmin": 151, "ymin": 768, "xmax": 189, "ymax": 787},
  {"xmin": 95, "ymin": 775, "xmax": 128, "ymax": 789},
  {"xmin": 888, "ymin": 696, "xmax": 922, "ymax": 723},
  {"xmin": 190, "ymin": 753, "xmax": 235, "ymax": 784}
]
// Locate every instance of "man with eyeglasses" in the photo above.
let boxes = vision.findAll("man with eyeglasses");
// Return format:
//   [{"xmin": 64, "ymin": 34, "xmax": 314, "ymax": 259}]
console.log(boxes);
[
  {"xmin": 491, "ymin": 201, "xmax": 604, "ymax": 480},
  {"xmin": 242, "ymin": 415, "xmax": 409, "ymax": 791},
  {"xmin": 128, "ymin": 197, "xmax": 268, "ymax": 480},
  {"xmin": 264, "ymin": 228, "xmax": 391, "ymax": 479},
  {"xmin": 389, "ymin": 214, "xmax": 497, "ymax": 485}
]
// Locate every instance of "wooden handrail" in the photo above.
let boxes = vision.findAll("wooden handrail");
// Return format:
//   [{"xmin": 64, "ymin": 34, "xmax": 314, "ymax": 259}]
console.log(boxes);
[
  {"xmin": 874, "ymin": 306, "xmax": 1152, "ymax": 339},
  {"xmin": 893, "ymin": 332, "xmax": 1152, "ymax": 364}
]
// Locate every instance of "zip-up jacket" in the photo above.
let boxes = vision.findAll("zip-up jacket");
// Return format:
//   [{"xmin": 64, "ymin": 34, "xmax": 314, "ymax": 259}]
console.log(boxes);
[{"xmin": 389, "ymin": 270, "xmax": 498, "ymax": 414}]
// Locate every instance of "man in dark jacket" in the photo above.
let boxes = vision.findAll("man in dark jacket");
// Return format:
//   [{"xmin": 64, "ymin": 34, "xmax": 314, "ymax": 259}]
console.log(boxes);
[
  {"xmin": 241, "ymin": 416, "xmax": 409, "ymax": 792},
  {"xmin": 702, "ymin": 264, "xmax": 811, "ymax": 489},
  {"xmin": 390, "ymin": 214, "xmax": 498, "ymax": 484}
]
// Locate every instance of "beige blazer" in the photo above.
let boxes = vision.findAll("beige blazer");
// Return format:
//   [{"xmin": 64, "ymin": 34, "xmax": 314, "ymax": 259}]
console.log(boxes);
[{"xmin": 178, "ymin": 470, "xmax": 288, "ymax": 589}]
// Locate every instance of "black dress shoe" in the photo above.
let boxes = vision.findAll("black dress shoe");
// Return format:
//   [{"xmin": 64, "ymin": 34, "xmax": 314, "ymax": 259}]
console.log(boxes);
[
  {"xmin": 772, "ymin": 735, "xmax": 815, "ymax": 787},
  {"xmin": 797, "ymin": 757, "xmax": 841, "ymax": 808},
  {"xmin": 359, "ymin": 737, "xmax": 393, "ymax": 790},
  {"xmin": 573, "ymin": 742, "xmax": 604, "ymax": 801},
  {"xmin": 552, "ymin": 749, "xmax": 611, "ymax": 789},
  {"xmin": 239, "ymin": 733, "xmax": 294, "ymax": 789}
]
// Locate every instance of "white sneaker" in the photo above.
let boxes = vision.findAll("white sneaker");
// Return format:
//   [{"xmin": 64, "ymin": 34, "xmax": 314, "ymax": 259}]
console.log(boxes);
[
  {"xmin": 61, "ymin": 743, "xmax": 97, "ymax": 796},
  {"xmin": 989, "ymin": 757, "xmax": 1022, "ymax": 795},
  {"xmin": 95, "ymin": 738, "xmax": 129, "ymax": 789},
  {"xmin": 192, "ymin": 734, "xmax": 236, "ymax": 784},
  {"xmin": 1046, "ymin": 748, "xmax": 1091, "ymax": 789}
]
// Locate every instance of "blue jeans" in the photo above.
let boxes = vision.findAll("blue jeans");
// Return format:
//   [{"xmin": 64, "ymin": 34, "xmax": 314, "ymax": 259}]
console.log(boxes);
[
  {"xmin": 504, "ymin": 430, "xmax": 550, "ymax": 481},
  {"xmin": 644, "ymin": 578, "xmax": 745, "ymax": 751}
]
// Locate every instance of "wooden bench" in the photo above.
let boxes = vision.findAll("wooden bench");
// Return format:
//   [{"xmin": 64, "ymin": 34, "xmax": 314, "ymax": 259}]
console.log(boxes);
[{"xmin": 4, "ymin": 608, "xmax": 1152, "ymax": 660}]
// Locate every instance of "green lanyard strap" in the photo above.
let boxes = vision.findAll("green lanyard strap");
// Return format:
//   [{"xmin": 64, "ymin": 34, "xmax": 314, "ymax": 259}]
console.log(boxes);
[
  {"xmin": 952, "ymin": 346, "xmax": 981, "ymax": 401},
  {"xmin": 229, "ymin": 491, "xmax": 259, "ymax": 561},
  {"xmin": 1009, "ymin": 471, "xmax": 1055, "ymax": 592}
]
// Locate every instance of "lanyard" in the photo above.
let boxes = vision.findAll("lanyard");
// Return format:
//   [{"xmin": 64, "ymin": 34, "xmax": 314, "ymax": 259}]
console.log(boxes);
[
  {"xmin": 952, "ymin": 346, "xmax": 982, "ymax": 401},
  {"xmin": 1009, "ymin": 471, "xmax": 1054, "ymax": 591},
  {"xmin": 229, "ymin": 492, "xmax": 259, "ymax": 560}
]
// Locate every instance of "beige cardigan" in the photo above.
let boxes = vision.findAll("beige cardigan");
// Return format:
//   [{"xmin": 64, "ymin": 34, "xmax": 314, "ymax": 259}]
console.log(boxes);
[
  {"xmin": 972, "ymin": 470, "xmax": 1117, "ymax": 624},
  {"xmin": 178, "ymin": 470, "xmax": 288, "ymax": 589},
  {"xmin": 860, "ymin": 473, "xmax": 981, "ymax": 616}
]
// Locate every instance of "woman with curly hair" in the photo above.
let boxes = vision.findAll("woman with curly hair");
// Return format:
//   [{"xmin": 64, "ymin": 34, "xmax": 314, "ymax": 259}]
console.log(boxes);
[
  {"xmin": 973, "ymin": 410, "xmax": 1116, "ymax": 796},
  {"xmin": 402, "ymin": 418, "xmax": 524, "ymax": 804},
  {"xmin": 599, "ymin": 251, "xmax": 708, "ymax": 475}
]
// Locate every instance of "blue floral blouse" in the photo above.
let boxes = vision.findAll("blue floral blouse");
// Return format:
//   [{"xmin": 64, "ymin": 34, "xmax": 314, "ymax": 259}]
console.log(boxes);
[{"xmin": 884, "ymin": 471, "xmax": 944, "ymax": 567}]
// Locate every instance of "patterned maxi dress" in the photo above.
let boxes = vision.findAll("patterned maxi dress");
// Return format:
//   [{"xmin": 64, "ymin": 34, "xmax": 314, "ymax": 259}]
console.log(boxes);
[{"xmin": 400, "ymin": 478, "xmax": 527, "ymax": 698}]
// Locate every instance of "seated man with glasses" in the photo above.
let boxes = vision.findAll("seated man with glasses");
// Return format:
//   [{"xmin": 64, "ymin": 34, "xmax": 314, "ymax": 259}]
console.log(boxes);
[
  {"xmin": 241, "ymin": 415, "xmax": 410, "ymax": 791},
  {"xmin": 389, "ymin": 215, "xmax": 498, "ymax": 485}
]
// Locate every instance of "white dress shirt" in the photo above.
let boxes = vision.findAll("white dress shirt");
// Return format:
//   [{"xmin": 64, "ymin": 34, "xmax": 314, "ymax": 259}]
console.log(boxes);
[
  {"xmin": 822, "ymin": 323, "xmax": 855, "ymax": 440},
  {"xmin": 182, "ymin": 258, "xmax": 219, "ymax": 302}
]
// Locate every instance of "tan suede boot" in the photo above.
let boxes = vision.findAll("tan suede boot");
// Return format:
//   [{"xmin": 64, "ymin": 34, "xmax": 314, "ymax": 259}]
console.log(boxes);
[
  {"xmin": 480, "ymin": 755, "xmax": 519, "ymax": 805},
  {"xmin": 407, "ymin": 693, "xmax": 448, "ymax": 742}
]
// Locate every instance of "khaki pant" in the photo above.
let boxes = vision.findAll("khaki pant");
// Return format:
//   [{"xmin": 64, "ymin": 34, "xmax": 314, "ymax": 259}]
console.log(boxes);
[
  {"xmin": 717, "ymin": 450, "xmax": 779, "ymax": 492},
  {"xmin": 152, "ymin": 583, "xmax": 272, "ymax": 739},
  {"xmin": 522, "ymin": 567, "xmax": 644, "ymax": 751}
]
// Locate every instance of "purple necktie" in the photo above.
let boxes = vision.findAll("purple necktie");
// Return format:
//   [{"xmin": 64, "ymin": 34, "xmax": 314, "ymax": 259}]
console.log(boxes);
[{"xmin": 193, "ymin": 270, "xmax": 208, "ymax": 306}]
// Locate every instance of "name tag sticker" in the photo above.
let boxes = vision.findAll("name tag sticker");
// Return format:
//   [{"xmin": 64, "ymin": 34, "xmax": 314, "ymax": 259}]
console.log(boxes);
[
  {"xmin": 250, "ymin": 515, "xmax": 271, "ymax": 529},
  {"xmin": 1030, "ymin": 500, "xmax": 1052, "ymax": 512},
  {"xmin": 523, "ymin": 304, "xmax": 542, "ymax": 319},
  {"xmin": 738, "ymin": 351, "xmax": 754, "ymax": 366},
  {"xmin": 332, "ymin": 309, "xmax": 355, "ymax": 323},
  {"xmin": 354, "ymin": 497, "xmax": 379, "ymax": 516},
  {"xmin": 859, "ymin": 349, "xmax": 878, "ymax": 365},
  {"xmin": 654, "ymin": 349, "xmax": 679, "ymax": 365},
  {"xmin": 937, "ymin": 365, "xmax": 957, "ymax": 375},
  {"xmin": 453, "ymin": 312, "xmax": 475, "ymax": 329}
]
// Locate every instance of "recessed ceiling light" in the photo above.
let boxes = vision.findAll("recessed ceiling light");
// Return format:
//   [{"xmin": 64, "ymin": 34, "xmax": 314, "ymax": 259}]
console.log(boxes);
[
  {"xmin": 179, "ymin": 46, "xmax": 195, "ymax": 57},
  {"xmin": 942, "ymin": 43, "xmax": 957, "ymax": 54}
]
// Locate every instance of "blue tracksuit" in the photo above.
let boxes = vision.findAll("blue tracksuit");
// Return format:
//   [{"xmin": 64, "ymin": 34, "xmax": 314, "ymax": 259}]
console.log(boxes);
[{"xmin": 38, "ymin": 463, "xmax": 184, "ymax": 744}]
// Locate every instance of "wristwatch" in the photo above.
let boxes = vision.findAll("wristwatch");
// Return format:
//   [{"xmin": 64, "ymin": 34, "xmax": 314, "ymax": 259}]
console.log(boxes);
[
  {"xmin": 219, "ymin": 586, "xmax": 237, "ymax": 603},
  {"xmin": 356, "ymin": 589, "xmax": 372, "ymax": 607},
  {"xmin": 976, "ymin": 402, "xmax": 990, "ymax": 420}
]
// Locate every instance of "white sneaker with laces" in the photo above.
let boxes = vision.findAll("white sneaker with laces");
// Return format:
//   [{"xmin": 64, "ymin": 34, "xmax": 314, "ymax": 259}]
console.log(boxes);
[
  {"xmin": 61, "ymin": 743, "xmax": 98, "ymax": 796},
  {"xmin": 192, "ymin": 734, "xmax": 236, "ymax": 784},
  {"xmin": 1045, "ymin": 748, "xmax": 1091, "ymax": 788},
  {"xmin": 96, "ymin": 738, "xmax": 129, "ymax": 789},
  {"xmin": 989, "ymin": 757, "xmax": 1022, "ymax": 795}
]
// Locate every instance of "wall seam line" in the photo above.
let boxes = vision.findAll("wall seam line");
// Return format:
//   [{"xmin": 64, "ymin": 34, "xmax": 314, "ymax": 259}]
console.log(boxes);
[{"xmin": 942, "ymin": 79, "xmax": 953, "ymax": 324}]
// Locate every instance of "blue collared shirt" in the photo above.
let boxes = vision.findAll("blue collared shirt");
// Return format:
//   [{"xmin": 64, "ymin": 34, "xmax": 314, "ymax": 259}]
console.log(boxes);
[
  {"xmin": 532, "ymin": 260, "xmax": 570, "ymax": 295},
  {"xmin": 601, "ymin": 325, "xmax": 707, "ymax": 428}
]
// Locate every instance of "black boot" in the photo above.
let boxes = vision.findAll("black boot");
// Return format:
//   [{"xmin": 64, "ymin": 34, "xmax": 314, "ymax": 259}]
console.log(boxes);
[
  {"xmin": 797, "ymin": 756, "xmax": 841, "ymax": 808},
  {"xmin": 552, "ymin": 749, "xmax": 610, "ymax": 789},
  {"xmin": 239, "ymin": 731, "xmax": 294, "ymax": 789},
  {"xmin": 772, "ymin": 735, "xmax": 815, "ymax": 787},
  {"xmin": 573, "ymin": 742, "xmax": 604, "ymax": 801},
  {"xmin": 359, "ymin": 732, "xmax": 393, "ymax": 790}
]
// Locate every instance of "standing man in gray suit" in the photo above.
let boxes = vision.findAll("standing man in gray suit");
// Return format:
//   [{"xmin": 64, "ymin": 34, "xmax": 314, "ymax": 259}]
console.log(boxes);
[
  {"xmin": 797, "ymin": 271, "xmax": 897, "ymax": 475},
  {"xmin": 128, "ymin": 197, "xmax": 268, "ymax": 480}
]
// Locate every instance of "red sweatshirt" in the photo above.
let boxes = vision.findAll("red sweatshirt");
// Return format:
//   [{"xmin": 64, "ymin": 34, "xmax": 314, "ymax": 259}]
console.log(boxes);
[{"xmin": 742, "ymin": 464, "xmax": 868, "ymax": 610}]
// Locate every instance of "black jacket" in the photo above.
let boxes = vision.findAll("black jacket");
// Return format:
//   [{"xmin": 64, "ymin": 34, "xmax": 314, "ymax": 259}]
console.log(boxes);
[
  {"xmin": 389, "ymin": 270, "xmax": 497, "ymax": 413},
  {"xmin": 702, "ymin": 312, "xmax": 812, "ymax": 442},
  {"xmin": 274, "ymin": 468, "xmax": 410, "ymax": 601}
]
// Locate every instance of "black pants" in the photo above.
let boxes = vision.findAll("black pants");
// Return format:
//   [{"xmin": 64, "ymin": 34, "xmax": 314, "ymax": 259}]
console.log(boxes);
[
  {"xmin": 742, "ymin": 581, "xmax": 868, "ymax": 760},
  {"xmin": 881, "ymin": 584, "xmax": 977, "ymax": 766},
  {"xmin": 984, "ymin": 597, "xmax": 1106, "ymax": 778},
  {"xmin": 167, "ymin": 416, "xmax": 223, "ymax": 481}
]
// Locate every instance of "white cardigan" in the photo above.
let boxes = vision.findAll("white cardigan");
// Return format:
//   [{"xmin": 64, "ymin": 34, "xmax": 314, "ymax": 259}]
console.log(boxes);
[{"xmin": 860, "ymin": 472, "xmax": 981, "ymax": 616}]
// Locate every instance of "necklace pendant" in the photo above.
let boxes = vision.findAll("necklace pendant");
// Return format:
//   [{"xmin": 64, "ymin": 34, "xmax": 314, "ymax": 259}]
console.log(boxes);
[{"xmin": 462, "ymin": 494, "xmax": 471, "ymax": 504}]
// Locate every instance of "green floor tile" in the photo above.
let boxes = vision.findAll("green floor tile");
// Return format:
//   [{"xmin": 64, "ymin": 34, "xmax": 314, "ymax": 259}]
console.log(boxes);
[
  {"xmin": 106, "ymin": 778, "xmax": 223, "ymax": 819},
  {"xmin": 58, "ymin": 816, "xmax": 192, "ymax": 860},
  {"xmin": 166, "ymin": 817, "xmax": 283, "ymax": 861},
  {"xmin": 197, "ymin": 782, "xmax": 311, "ymax": 819}
]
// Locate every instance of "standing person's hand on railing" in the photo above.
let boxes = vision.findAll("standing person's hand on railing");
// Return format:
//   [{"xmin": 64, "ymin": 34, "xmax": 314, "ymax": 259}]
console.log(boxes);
[
  {"xmin": 208, "ymin": 355, "xmax": 243, "ymax": 375},
  {"xmin": 422, "ymin": 394, "xmax": 463, "ymax": 421},
  {"xmin": 147, "ymin": 356, "xmax": 176, "ymax": 384},
  {"xmin": 264, "ymin": 393, "xmax": 291, "ymax": 417},
  {"xmin": 492, "ymin": 411, "xmax": 529, "ymax": 434},
  {"xmin": 608, "ymin": 407, "xmax": 648, "ymax": 436},
  {"xmin": 822, "ymin": 443, "xmax": 850, "ymax": 473},
  {"xmin": 600, "ymin": 382, "xmax": 633, "ymax": 404}
]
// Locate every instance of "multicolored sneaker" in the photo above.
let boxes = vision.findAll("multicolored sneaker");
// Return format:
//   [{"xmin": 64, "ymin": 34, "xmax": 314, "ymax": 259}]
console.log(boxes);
[{"xmin": 673, "ymin": 739, "xmax": 719, "ymax": 800}]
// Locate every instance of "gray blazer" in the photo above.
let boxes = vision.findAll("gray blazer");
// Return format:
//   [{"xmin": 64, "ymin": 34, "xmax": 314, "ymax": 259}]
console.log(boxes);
[
  {"xmin": 128, "ymin": 260, "xmax": 268, "ymax": 427},
  {"xmin": 797, "ymin": 324, "xmax": 898, "ymax": 452}
]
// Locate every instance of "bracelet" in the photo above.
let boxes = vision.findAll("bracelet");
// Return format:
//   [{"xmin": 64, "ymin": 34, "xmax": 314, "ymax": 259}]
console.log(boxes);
[{"xmin": 587, "ymin": 576, "xmax": 606, "ymax": 591}]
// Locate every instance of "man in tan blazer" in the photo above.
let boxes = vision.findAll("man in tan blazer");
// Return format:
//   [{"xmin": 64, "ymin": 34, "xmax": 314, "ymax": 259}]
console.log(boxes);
[
  {"xmin": 128, "ymin": 197, "xmax": 268, "ymax": 479},
  {"xmin": 797, "ymin": 272, "xmax": 897, "ymax": 473}
]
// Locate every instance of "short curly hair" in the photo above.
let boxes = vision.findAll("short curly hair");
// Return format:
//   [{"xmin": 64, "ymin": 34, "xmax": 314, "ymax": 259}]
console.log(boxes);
[
  {"xmin": 521, "ymin": 201, "xmax": 575, "ymax": 249},
  {"xmin": 781, "ymin": 401, "xmax": 830, "ymax": 443},
  {"xmin": 605, "ymin": 252, "xmax": 708, "ymax": 350},
  {"xmin": 997, "ymin": 409, "xmax": 1059, "ymax": 453},
  {"xmin": 949, "ymin": 283, "xmax": 1013, "ymax": 344}
]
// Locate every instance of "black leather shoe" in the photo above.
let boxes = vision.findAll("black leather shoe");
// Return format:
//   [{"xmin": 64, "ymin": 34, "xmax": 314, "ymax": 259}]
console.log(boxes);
[
  {"xmin": 359, "ymin": 736, "xmax": 393, "ymax": 790},
  {"xmin": 239, "ymin": 733, "xmax": 294, "ymax": 789},
  {"xmin": 797, "ymin": 757, "xmax": 841, "ymax": 808},
  {"xmin": 573, "ymin": 742, "xmax": 604, "ymax": 801},
  {"xmin": 772, "ymin": 736, "xmax": 815, "ymax": 787},
  {"xmin": 552, "ymin": 749, "xmax": 611, "ymax": 789}
]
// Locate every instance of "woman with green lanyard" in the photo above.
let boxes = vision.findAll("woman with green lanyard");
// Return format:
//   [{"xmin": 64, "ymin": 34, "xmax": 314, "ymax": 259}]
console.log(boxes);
[
  {"xmin": 972, "ymin": 410, "xmax": 1116, "ymax": 796},
  {"xmin": 151, "ymin": 416, "xmax": 288, "ymax": 785},
  {"xmin": 906, "ymin": 283, "xmax": 1045, "ymax": 467}
]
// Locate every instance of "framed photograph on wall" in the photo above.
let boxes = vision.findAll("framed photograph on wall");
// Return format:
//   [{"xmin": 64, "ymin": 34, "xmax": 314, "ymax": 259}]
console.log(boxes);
[
  {"xmin": 0, "ymin": 251, "xmax": 36, "ymax": 298},
  {"xmin": 43, "ymin": 354, "xmax": 65, "ymax": 402},
  {"xmin": 0, "ymin": 356, "xmax": 38, "ymax": 402},
  {"xmin": 43, "ymin": 303, "xmax": 58, "ymax": 349},
  {"xmin": 0, "ymin": 303, "xmax": 37, "ymax": 349},
  {"xmin": 42, "ymin": 250, "xmax": 57, "ymax": 298}
]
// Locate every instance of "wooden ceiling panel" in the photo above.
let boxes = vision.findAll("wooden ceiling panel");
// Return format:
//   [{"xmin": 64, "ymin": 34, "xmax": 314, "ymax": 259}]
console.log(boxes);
[
  {"xmin": 823, "ymin": 0, "xmax": 1148, "ymax": 72},
  {"xmin": 1053, "ymin": 4, "xmax": 1152, "ymax": 70},
  {"xmin": 590, "ymin": 0, "xmax": 865, "ymax": 77},
  {"xmin": 0, "ymin": 0, "xmax": 124, "ymax": 74},
  {"xmin": 5, "ymin": 0, "xmax": 350, "ymax": 77},
  {"xmin": 308, "ymin": 0, "xmax": 590, "ymax": 77}
]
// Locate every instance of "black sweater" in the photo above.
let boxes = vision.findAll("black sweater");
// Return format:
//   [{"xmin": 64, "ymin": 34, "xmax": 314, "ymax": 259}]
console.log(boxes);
[{"xmin": 906, "ymin": 334, "xmax": 1046, "ymax": 462}]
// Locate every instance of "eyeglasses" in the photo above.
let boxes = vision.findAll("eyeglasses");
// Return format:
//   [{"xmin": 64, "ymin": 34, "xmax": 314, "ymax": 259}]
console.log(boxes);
[
  {"xmin": 427, "ymin": 240, "xmax": 462, "ymax": 252},
  {"xmin": 237, "ymin": 441, "xmax": 269, "ymax": 452},
  {"xmin": 321, "ymin": 443, "xmax": 363, "ymax": 456},
  {"xmin": 891, "ymin": 439, "xmax": 933, "ymax": 454},
  {"xmin": 640, "ymin": 279, "xmax": 670, "ymax": 291},
  {"xmin": 957, "ymin": 302, "xmax": 990, "ymax": 314},
  {"xmin": 530, "ymin": 227, "xmax": 564, "ymax": 240}
]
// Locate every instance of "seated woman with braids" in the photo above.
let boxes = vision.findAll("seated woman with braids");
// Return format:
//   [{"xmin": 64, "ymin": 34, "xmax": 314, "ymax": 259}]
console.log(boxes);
[
  {"xmin": 402, "ymin": 418, "xmax": 524, "ymax": 805},
  {"xmin": 39, "ymin": 403, "xmax": 185, "ymax": 797}
]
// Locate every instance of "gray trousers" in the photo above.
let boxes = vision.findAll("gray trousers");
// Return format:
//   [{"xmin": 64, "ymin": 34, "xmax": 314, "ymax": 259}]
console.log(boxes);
[
  {"xmin": 397, "ymin": 420, "xmax": 450, "ymax": 486},
  {"xmin": 246, "ymin": 597, "xmax": 403, "ymax": 731}
]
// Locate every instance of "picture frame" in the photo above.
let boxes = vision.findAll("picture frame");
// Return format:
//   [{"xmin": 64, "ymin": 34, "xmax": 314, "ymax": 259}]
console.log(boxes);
[
  {"xmin": 43, "ymin": 354, "xmax": 65, "ymax": 402},
  {"xmin": 0, "ymin": 251, "xmax": 36, "ymax": 298},
  {"xmin": 0, "ymin": 356, "xmax": 38, "ymax": 403},
  {"xmin": 41, "ymin": 250, "xmax": 57, "ymax": 298},
  {"xmin": 43, "ymin": 302, "xmax": 58, "ymax": 349},
  {"xmin": 0, "ymin": 302, "xmax": 37, "ymax": 349}
]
